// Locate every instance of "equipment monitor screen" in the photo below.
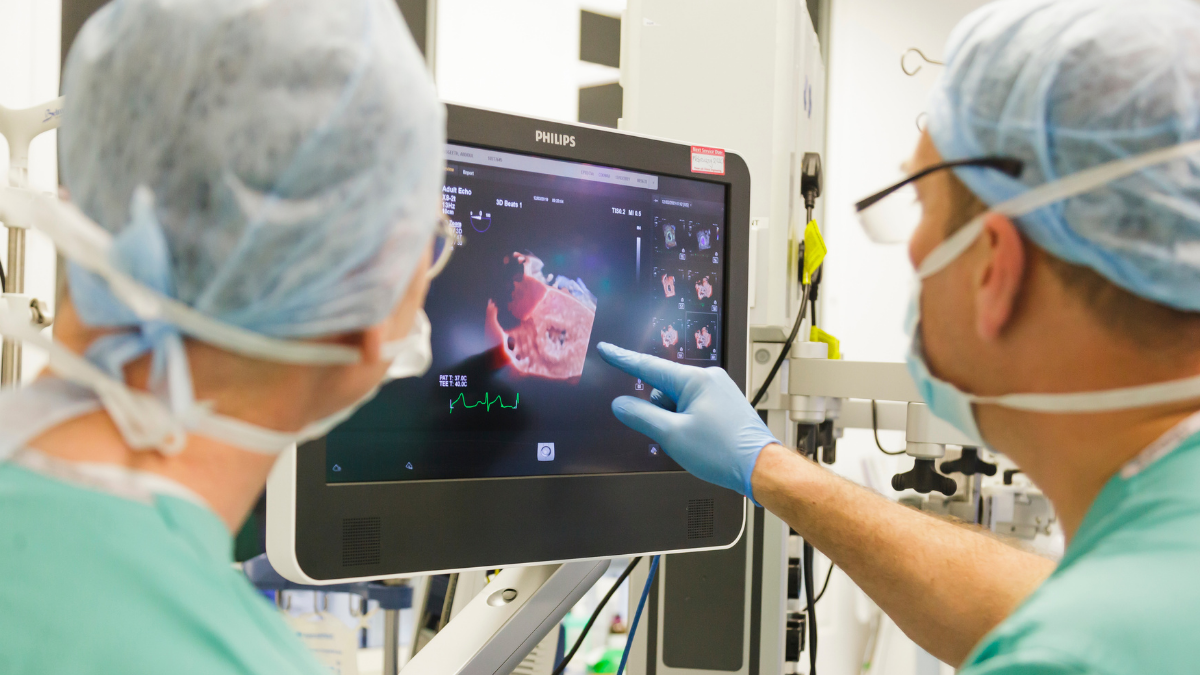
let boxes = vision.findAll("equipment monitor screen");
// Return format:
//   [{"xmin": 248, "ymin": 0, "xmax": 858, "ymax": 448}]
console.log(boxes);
[{"xmin": 324, "ymin": 143, "xmax": 728, "ymax": 483}]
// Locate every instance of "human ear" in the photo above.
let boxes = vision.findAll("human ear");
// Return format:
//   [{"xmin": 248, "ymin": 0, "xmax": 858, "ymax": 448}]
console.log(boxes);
[
  {"xmin": 359, "ymin": 324, "xmax": 387, "ymax": 364},
  {"xmin": 975, "ymin": 213, "xmax": 1026, "ymax": 341}
]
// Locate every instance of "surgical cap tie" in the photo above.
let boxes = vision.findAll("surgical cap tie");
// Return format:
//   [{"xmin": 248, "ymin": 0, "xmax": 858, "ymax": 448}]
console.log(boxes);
[
  {"xmin": 0, "ymin": 186, "xmax": 416, "ymax": 454},
  {"xmin": 73, "ymin": 188, "xmax": 203, "ymax": 425}
]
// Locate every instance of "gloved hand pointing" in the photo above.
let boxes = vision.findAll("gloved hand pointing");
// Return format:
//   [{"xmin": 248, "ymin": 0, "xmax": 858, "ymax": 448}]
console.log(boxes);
[{"xmin": 597, "ymin": 342, "xmax": 781, "ymax": 503}]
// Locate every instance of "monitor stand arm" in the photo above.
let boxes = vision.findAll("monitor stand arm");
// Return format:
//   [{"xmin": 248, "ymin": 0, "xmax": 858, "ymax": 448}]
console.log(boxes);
[{"xmin": 402, "ymin": 559, "xmax": 610, "ymax": 675}]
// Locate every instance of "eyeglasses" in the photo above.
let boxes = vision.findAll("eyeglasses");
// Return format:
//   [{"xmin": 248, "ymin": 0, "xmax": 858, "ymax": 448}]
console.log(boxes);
[
  {"xmin": 854, "ymin": 156, "xmax": 1023, "ymax": 244},
  {"xmin": 427, "ymin": 214, "xmax": 459, "ymax": 280}
]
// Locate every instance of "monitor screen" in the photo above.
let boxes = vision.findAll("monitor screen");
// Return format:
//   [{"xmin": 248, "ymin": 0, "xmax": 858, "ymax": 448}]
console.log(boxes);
[{"xmin": 324, "ymin": 143, "xmax": 728, "ymax": 483}]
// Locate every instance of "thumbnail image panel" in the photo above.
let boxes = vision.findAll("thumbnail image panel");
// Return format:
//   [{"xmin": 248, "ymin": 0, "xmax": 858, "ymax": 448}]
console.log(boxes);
[
  {"xmin": 685, "ymin": 313, "xmax": 719, "ymax": 363},
  {"xmin": 657, "ymin": 214, "xmax": 700, "ymax": 260},
  {"xmin": 654, "ymin": 216, "xmax": 723, "ymax": 264},
  {"xmin": 651, "ymin": 313, "xmax": 686, "ymax": 361},
  {"xmin": 653, "ymin": 215, "xmax": 687, "ymax": 261},
  {"xmin": 688, "ymin": 222, "xmax": 721, "ymax": 265},
  {"xmin": 686, "ymin": 269, "xmax": 720, "ymax": 313},
  {"xmin": 652, "ymin": 265, "xmax": 687, "ymax": 309}
]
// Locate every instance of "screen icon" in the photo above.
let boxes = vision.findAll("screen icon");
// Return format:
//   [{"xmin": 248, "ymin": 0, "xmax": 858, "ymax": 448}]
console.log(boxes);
[
  {"xmin": 537, "ymin": 443, "xmax": 556, "ymax": 461},
  {"xmin": 649, "ymin": 444, "xmax": 661, "ymax": 457},
  {"xmin": 406, "ymin": 462, "xmax": 414, "ymax": 470},
  {"xmin": 332, "ymin": 464, "xmax": 342, "ymax": 472}
]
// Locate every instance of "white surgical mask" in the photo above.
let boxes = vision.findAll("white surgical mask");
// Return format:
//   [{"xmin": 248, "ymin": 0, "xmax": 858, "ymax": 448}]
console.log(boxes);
[
  {"xmin": 381, "ymin": 309, "xmax": 433, "ymax": 381},
  {"xmin": 907, "ymin": 138, "xmax": 1200, "ymax": 446},
  {"xmin": 188, "ymin": 310, "xmax": 433, "ymax": 450}
]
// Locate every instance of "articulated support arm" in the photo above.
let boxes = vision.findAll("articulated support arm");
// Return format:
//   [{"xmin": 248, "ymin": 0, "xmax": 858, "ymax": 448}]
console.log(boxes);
[{"xmin": 403, "ymin": 560, "xmax": 608, "ymax": 675}]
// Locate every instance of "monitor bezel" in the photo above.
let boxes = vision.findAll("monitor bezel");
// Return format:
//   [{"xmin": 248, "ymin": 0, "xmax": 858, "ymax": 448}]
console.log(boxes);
[{"xmin": 268, "ymin": 104, "xmax": 751, "ymax": 582}]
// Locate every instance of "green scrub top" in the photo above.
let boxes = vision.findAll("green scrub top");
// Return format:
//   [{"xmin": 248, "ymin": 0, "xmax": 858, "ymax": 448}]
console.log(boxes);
[
  {"xmin": 0, "ymin": 454, "xmax": 328, "ymax": 675},
  {"xmin": 961, "ymin": 426, "xmax": 1200, "ymax": 674}
]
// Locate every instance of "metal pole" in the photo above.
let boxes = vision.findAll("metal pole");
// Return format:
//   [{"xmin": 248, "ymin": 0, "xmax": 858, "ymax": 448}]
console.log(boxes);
[
  {"xmin": 438, "ymin": 573, "xmax": 460, "ymax": 630},
  {"xmin": 1, "ymin": 225, "xmax": 25, "ymax": 387},
  {"xmin": 0, "ymin": 99, "xmax": 65, "ymax": 389},
  {"xmin": 384, "ymin": 609, "xmax": 401, "ymax": 675}
]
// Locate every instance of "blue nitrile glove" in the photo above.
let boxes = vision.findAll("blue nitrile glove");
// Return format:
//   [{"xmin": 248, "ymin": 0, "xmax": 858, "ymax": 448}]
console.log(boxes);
[{"xmin": 597, "ymin": 342, "xmax": 781, "ymax": 504}]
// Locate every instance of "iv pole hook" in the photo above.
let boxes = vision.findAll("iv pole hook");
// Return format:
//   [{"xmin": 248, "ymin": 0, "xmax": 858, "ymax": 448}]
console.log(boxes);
[{"xmin": 901, "ymin": 48, "xmax": 944, "ymax": 76}]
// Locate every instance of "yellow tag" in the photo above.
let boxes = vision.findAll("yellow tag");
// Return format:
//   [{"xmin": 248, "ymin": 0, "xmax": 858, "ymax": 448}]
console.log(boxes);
[
  {"xmin": 809, "ymin": 326, "xmax": 840, "ymax": 360},
  {"xmin": 802, "ymin": 220, "xmax": 827, "ymax": 284}
]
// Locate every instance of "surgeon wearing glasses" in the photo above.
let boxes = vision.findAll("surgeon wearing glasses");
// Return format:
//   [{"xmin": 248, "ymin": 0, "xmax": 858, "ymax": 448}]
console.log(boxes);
[{"xmin": 601, "ymin": 0, "xmax": 1200, "ymax": 672}]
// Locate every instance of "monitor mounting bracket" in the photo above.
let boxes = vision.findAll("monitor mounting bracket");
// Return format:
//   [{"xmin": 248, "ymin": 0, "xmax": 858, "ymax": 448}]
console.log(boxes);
[{"xmin": 402, "ymin": 560, "xmax": 609, "ymax": 674}]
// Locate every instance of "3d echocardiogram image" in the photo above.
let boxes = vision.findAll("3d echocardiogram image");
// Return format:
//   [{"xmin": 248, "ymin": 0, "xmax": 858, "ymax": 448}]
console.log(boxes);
[
  {"xmin": 654, "ymin": 215, "xmax": 687, "ymax": 259},
  {"xmin": 685, "ymin": 221, "xmax": 721, "ymax": 264},
  {"xmin": 662, "ymin": 271, "xmax": 676, "ymax": 298},
  {"xmin": 685, "ymin": 313, "xmax": 719, "ymax": 362},
  {"xmin": 485, "ymin": 252, "xmax": 598, "ymax": 382},
  {"xmin": 663, "ymin": 223, "xmax": 677, "ymax": 249},
  {"xmin": 652, "ymin": 314, "xmax": 686, "ymax": 360},
  {"xmin": 652, "ymin": 265, "xmax": 686, "ymax": 307},
  {"xmin": 694, "ymin": 274, "xmax": 713, "ymax": 301},
  {"xmin": 686, "ymin": 269, "xmax": 721, "ymax": 312}
]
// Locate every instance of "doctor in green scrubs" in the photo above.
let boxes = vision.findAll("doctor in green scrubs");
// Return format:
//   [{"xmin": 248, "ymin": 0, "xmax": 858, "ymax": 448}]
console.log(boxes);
[
  {"xmin": 599, "ymin": 0, "xmax": 1200, "ymax": 672},
  {"xmin": 0, "ymin": 0, "xmax": 446, "ymax": 673}
]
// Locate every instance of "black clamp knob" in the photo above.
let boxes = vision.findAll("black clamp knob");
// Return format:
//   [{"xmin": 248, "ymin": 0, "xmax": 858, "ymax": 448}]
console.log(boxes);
[
  {"xmin": 819, "ymin": 419, "xmax": 836, "ymax": 465},
  {"xmin": 892, "ymin": 459, "xmax": 957, "ymax": 496},
  {"xmin": 797, "ymin": 420, "xmax": 838, "ymax": 465},
  {"xmin": 939, "ymin": 448, "xmax": 996, "ymax": 477}
]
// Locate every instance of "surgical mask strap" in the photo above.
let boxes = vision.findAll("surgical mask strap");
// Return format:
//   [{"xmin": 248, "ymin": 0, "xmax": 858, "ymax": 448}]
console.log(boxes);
[
  {"xmin": 0, "ymin": 185, "xmax": 415, "ymax": 454},
  {"xmin": 0, "ymin": 183, "xmax": 435, "ymax": 454},
  {"xmin": 0, "ymin": 311, "xmax": 188, "ymax": 452},
  {"xmin": 0, "ymin": 186, "xmax": 361, "ymax": 366},
  {"xmin": 917, "ymin": 137, "xmax": 1200, "ymax": 280},
  {"xmin": 917, "ymin": 218, "xmax": 985, "ymax": 278},
  {"xmin": 974, "ymin": 373, "xmax": 1200, "ymax": 413},
  {"xmin": 0, "ymin": 311, "xmax": 308, "ymax": 455},
  {"xmin": 911, "ymin": 137, "xmax": 1200, "ymax": 423}
]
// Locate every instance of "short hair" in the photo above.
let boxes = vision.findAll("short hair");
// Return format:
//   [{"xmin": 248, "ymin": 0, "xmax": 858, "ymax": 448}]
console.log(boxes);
[{"xmin": 945, "ymin": 172, "xmax": 1200, "ymax": 354}]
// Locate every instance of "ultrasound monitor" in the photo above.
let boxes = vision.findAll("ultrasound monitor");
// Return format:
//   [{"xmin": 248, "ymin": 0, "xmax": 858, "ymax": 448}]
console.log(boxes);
[{"xmin": 267, "ymin": 104, "xmax": 751, "ymax": 583}]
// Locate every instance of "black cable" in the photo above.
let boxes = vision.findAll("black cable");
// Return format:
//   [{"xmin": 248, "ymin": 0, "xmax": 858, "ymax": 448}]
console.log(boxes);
[
  {"xmin": 803, "ymin": 541, "xmax": 818, "ymax": 675},
  {"xmin": 796, "ymin": 442, "xmax": 820, "ymax": 675},
  {"xmin": 808, "ymin": 265, "xmax": 822, "ymax": 328},
  {"xmin": 813, "ymin": 560, "xmax": 834, "ymax": 604},
  {"xmin": 750, "ymin": 283, "xmax": 811, "ymax": 408},
  {"xmin": 552, "ymin": 557, "xmax": 642, "ymax": 675},
  {"xmin": 872, "ymin": 400, "xmax": 906, "ymax": 455}
]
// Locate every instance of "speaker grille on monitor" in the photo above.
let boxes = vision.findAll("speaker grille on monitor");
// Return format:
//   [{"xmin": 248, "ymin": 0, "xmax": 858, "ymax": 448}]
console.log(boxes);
[
  {"xmin": 687, "ymin": 499, "xmax": 715, "ymax": 539},
  {"xmin": 342, "ymin": 517, "xmax": 381, "ymax": 567}
]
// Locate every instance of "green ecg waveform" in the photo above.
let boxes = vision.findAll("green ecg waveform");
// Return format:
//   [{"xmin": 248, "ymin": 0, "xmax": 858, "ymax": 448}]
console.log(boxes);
[{"xmin": 449, "ymin": 392, "xmax": 520, "ymax": 413}]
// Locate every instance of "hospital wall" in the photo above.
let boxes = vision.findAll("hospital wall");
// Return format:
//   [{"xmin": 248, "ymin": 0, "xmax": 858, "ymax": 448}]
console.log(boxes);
[
  {"xmin": 819, "ymin": 1, "xmax": 993, "ymax": 674},
  {"xmin": 435, "ymin": 0, "xmax": 626, "ymax": 124},
  {"xmin": 0, "ymin": 0, "xmax": 60, "ymax": 381}
]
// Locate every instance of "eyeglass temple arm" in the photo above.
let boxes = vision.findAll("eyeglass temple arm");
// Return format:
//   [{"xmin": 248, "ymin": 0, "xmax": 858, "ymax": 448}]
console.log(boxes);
[{"xmin": 854, "ymin": 157, "xmax": 1023, "ymax": 212}]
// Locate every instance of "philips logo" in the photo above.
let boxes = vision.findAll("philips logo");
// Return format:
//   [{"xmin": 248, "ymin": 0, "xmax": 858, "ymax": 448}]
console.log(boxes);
[{"xmin": 536, "ymin": 130, "xmax": 576, "ymax": 148}]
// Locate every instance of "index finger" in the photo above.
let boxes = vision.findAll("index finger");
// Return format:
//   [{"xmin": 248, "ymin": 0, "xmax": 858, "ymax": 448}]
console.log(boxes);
[{"xmin": 596, "ymin": 342, "xmax": 696, "ymax": 401}]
